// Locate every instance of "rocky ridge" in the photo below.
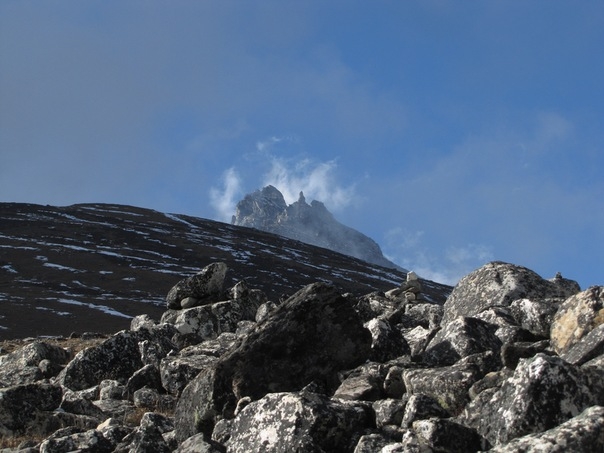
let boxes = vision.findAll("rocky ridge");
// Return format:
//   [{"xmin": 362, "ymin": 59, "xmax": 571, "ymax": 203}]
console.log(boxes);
[
  {"xmin": 231, "ymin": 185, "xmax": 402, "ymax": 270},
  {"xmin": 1, "ymin": 260, "xmax": 603, "ymax": 452}
]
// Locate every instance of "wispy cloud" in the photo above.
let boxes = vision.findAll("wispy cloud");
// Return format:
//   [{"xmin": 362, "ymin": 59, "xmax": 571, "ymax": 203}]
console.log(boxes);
[
  {"xmin": 384, "ymin": 227, "xmax": 494, "ymax": 285},
  {"xmin": 209, "ymin": 167, "xmax": 242, "ymax": 222}
]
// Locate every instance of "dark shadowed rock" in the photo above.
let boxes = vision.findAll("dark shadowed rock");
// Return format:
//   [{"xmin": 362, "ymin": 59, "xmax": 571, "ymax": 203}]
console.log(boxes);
[
  {"xmin": 460, "ymin": 353, "xmax": 604, "ymax": 446},
  {"xmin": 0, "ymin": 383, "xmax": 63, "ymax": 436},
  {"xmin": 364, "ymin": 317, "xmax": 411, "ymax": 362},
  {"xmin": 550, "ymin": 286, "xmax": 604, "ymax": 355},
  {"xmin": 225, "ymin": 391, "xmax": 372, "ymax": 453},
  {"xmin": 500, "ymin": 340, "xmax": 552, "ymax": 369},
  {"xmin": 174, "ymin": 283, "xmax": 372, "ymax": 441},
  {"xmin": 412, "ymin": 418, "xmax": 487, "ymax": 453},
  {"xmin": 489, "ymin": 405, "xmax": 604, "ymax": 453},
  {"xmin": 166, "ymin": 262, "xmax": 228, "ymax": 310},
  {"xmin": 442, "ymin": 262, "xmax": 580, "ymax": 326}
]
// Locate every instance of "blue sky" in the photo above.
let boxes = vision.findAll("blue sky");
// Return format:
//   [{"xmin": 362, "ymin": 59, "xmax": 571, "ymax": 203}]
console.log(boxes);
[{"xmin": 1, "ymin": 1, "xmax": 603, "ymax": 288}]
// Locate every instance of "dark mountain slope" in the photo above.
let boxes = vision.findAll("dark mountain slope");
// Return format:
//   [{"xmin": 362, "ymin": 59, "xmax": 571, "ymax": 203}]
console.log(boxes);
[{"xmin": 0, "ymin": 203, "xmax": 451, "ymax": 340}]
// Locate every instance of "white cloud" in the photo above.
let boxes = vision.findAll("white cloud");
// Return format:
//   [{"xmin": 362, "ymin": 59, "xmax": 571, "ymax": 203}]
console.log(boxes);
[
  {"xmin": 210, "ymin": 167, "xmax": 242, "ymax": 222},
  {"xmin": 262, "ymin": 154, "xmax": 356, "ymax": 211}
]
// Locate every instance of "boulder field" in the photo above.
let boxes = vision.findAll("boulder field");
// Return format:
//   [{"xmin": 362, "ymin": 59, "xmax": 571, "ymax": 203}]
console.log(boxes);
[{"xmin": 1, "ymin": 261, "xmax": 603, "ymax": 452}]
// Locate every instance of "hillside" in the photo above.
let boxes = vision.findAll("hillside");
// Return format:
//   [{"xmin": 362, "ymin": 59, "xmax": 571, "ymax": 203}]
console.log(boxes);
[{"xmin": 0, "ymin": 202, "xmax": 451, "ymax": 340}]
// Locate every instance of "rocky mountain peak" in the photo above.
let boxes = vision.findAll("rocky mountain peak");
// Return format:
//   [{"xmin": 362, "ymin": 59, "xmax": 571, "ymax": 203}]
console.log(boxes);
[{"xmin": 232, "ymin": 186, "xmax": 403, "ymax": 271}]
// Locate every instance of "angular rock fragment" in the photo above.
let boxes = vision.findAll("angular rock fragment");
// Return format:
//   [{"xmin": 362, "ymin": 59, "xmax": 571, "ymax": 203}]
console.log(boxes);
[
  {"xmin": 423, "ymin": 316, "xmax": 502, "ymax": 366},
  {"xmin": 488, "ymin": 405, "xmax": 604, "ymax": 453},
  {"xmin": 166, "ymin": 262, "xmax": 228, "ymax": 309},
  {"xmin": 550, "ymin": 286, "xmax": 604, "ymax": 355},
  {"xmin": 460, "ymin": 353, "xmax": 603, "ymax": 446}
]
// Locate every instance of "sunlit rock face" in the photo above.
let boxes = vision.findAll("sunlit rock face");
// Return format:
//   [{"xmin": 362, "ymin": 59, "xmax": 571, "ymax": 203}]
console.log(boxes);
[{"xmin": 232, "ymin": 185, "xmax": 404, "ymax": 270}]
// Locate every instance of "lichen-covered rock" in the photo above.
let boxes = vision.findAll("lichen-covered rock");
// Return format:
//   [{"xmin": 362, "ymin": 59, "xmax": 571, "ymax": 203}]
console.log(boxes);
[
  {"xmin": 39, "ymin": 428, "xmax": 114, "ymax": 453},
  {"xmin": 225, "ymin": 391, "xmax": 372, "ymax": 453},
  {"xmin": 0, "ymin": 383, "xmax": 63, "ymax": 436},
  {"xmin": 166, "ymin": 262, "xmax": 228, "ymax": 309},
  {"xmin": 510, "ymin": 298, "xmax": 560, "ymax": 338},
  {"xmin": 404, "ymin": 352, "xmax": 498, "ymax": 415},
  {"xmin": 474, "ymin": 306, "xmax": 534, "ymax": 345},
  {"xmin": 460, "ymin": 353, "xmax": 603, "ymax": 446},
  {"xmin": 404, "ymin": 303, "xmax": 443, "ymax": 330},
  {"xmin": 171, "ymin": 298, "xmax": 259, "ymax": 342},
  {"xmin": 175, "ymin": 432, "xmax": 225, "ymax": 453},
  {"xmin": 114, "ymin": 423, "xmax": 172, "ymax": 453},
  {"xmin": 160, "ymin": 353, "xmax": 217, "ymax": 396},
  {"xmin": 174, "ymin": 283, "xmax": 372, "ymax": 441},
  {"xmin": 57, "ymin": 330, "xmax": 147, "ymax": 391},
  {"xmin": 0, "ymin": 341, "xmax": 71, "ymax": 387},
  {"xmin": 125, "ymin": 364, "xmax": 163, "ymax": 398},
  {"xmin": 442, "ymin": 262, "xmax": 579, "ymax": 326},
  {"xmin": 61, "ymin": 389, "xmax": 107, "ymax": 420},
  {"xmin": 488, "ymin": 405, "xmax": 604, "ymax": 453},
  {"xmin": 130, "ymin": 314, "xmax": 157, "ymax": 331},
  {"xmin": 561, "ymin": 323, "xmax": 604, "ymax": 365},
  {"xmin": 550, "ymin": 286, "xmax": 604, "ymax": 355},
  {"xmin": 423, "ymin": 316, "xmax": 502, "ymax": 366},
  {"xmin": 401, "ymin": 394, "xmax": 449, "ymax": 428},
  {"xmin": 372, "ymin": 398, "xmax": 408, "ymax": 429},
  {"xmin": 333, "ymin": 372, "xmax": 383, "ymax": 401}
]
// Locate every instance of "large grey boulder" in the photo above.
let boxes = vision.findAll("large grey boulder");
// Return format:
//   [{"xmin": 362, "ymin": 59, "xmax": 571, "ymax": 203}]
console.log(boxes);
[
  {"xmin": 489, "ymin": 405, "xmax": 604, "ymax": 453},
  {"xmin": 225, "ymin": 391, "xmax": 372, "ymax": 453},
  {"xmin": 550, "ymin": 286, "xmax": 604, "ymax": 355},
  {"xmin": 442, "ymin": 262, "xmax": 580, "ymax": 326},
  {"xmin": 460, "ymin": 353, "xmax": 604, "ymax": 446},
  {"xmin": 364, "ymin": 317, "xmax": 411, "ymax": 362},
  {"xmin": 174, "ymin": 283, "xmax": 372, "ymax": 441},
  {"xmin": 57, "ymin": 330, "xmax": 146, "ymax": 391},
  {"xmin": 166, "ymin": 262, "xmax": 228, "ymax": 309}
]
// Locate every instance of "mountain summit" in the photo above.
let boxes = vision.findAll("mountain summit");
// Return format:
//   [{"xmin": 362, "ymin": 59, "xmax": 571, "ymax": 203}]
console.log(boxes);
[{"xmin": 232, "ymin": 185, "xmax": 403, "ymax": 270}]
